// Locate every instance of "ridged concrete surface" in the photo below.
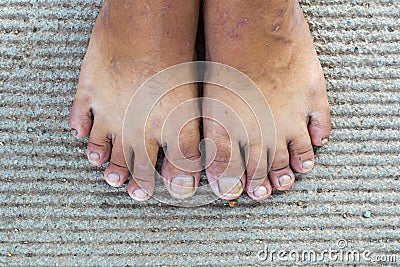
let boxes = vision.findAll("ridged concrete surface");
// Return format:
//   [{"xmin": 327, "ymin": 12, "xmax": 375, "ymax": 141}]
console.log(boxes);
[{"xmin": 0, "ymin": 0, "xmax": 399, "ymax": 266}]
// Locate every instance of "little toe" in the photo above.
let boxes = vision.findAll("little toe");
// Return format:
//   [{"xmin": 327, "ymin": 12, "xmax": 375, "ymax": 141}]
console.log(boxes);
[
  {"xmin": 288, "ymin": 130, "xmax": 315, "ymax": 174},
  {"xmin": 86, "ymin": 122, "xmax": 111, "ymax": 166},
  {"xmin": 70, "ymin": 94, "xmax": 93, "ymax": 139},
  {"xmin": 268, "ymin": 144, "xmax": 295, "ymax": 191},
  {"xmin": 308, "ymin": 106, "xmax": 332, "ymax": 147}
]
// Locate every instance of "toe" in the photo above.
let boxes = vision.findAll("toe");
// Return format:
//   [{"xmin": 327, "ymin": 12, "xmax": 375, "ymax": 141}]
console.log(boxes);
[
  {"xmin": 162, "ymin": 157, "xmax": 198, "ymax": 199},
  {"xmin": 70, "ymin": 93, "xmax": 93, "ymax": 138},
  {"xmin": 308, "ymin": 104, "xmax": 331, "ymax": 146},
  {"xmin": 215, "ymin": 176, "xmax": 245, "ymax": 200},
  {"xmin": 161, "ymin": 121, "xmax": 201, "ymax": 199},
  {"xmin": 288, "ymin": 129, "xmax": 315, "ymax": 174},
  {"xmin": 127, "ymin": 139, "xmax": 159, "ymax": 201},
  {"xmin": 251, "ymin": 180, "xmax": 273, "ymax": 201},
  {"xmin": 205, "ymin": 132, "xmax": 245, "ymax": 200},
  {"xmin": 268, "ymin": 142, "xmax": 295, "ymax": 191},
  {"xmin": 208, "ymin": 158, "xmax": 245, "ymax": 201},
  {"xmin": 86, "ymin": 121, "xmax": 112, "ymax": 166},
  {"xmin": 164, "ymin": 169, "xmax": 196, "ymax": 199},
  {"xmin": 244, "ymin": 144, "xmax": 272, "ymax": 200},
  {"xmin": 105, "ymin": 162, "xmax": 130, "ymax": 187},
  {"xmin": 103, "ymin": 136, "xmax": 130, "ymax": 188},
  {"xmin": 127, "ymin": 179, "xmax": 151, "ymax": 201}
]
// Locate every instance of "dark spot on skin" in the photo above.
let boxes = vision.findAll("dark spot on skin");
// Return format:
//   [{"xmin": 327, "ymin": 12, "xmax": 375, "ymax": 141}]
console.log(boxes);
[
  {"xmin": 227, "ymin": 18, "xmax": 248, "ymax": 39},
  {"xmin": 270, "ymin": 1, "xmax": 291, "ymax": 34},
  {"xmin": 238, "ymin": 18, "xmax": 249, "ymax": 28}
]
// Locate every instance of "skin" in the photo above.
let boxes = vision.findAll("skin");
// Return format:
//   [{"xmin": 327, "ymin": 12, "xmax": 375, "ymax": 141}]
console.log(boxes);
[
  {"xmin": 202, "ymin": 0, "xmax": 331, "ymax": 200},
  {"xmin": 70, "ymin": 0, "xmax": 202, "ymax": 200},
  {"xmin": 70, "ymin": 0, "xmax": 331, "ymax": 201}
]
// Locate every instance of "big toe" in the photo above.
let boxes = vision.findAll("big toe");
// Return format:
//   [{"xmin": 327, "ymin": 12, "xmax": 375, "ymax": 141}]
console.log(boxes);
[
  {"xmin": 205, "ymin": 140, "xmax": 245, "ymax": 200},
  {"xmin": 203, "ymin": 117, "xmax": 246, "ymax": 200},
  {"xmin": 169, "ymin": 174, "xmax": 196, "ymax": 199},
  {"xmin": 162, "ymin": 155, "xmax": 198, "ymax": 199},
  {"xmin": 161, "ymin": 122, "xmax": 201, "ymax": 199},
  {"xmin": 216, "ymin": 176, "xmax": 244, "ymax": 200}
]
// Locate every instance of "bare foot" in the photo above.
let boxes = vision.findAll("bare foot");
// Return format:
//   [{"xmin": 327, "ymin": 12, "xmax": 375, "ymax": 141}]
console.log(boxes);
[
  {"xmin": 203, "ymin": 0, "xmax": 331, "ymax": 200},
  {"xmin": 70, "ymin": 0, "xmax": 201, "ymax": 200}
]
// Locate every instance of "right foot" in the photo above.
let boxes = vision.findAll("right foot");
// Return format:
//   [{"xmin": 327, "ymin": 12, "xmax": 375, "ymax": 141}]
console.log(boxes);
[{"xmin": 70, "ymin": 0, "xmax": 201, "ymax": 200}]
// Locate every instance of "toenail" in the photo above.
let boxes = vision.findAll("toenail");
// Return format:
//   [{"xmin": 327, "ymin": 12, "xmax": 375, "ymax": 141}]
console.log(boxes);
[
  {"xmin": 278, "ymin": 175, "xmax": 292, "ymax": 187},
  {"xmin": 321, "ymin": 138, "xmax": 329, "ymax": 146},
  {"xmin": 302, "ymin": 160, "xmax": 314, "ymax": 172},
  {"xmin": 70, "ymin": 129, "xmax": 78, "ymax": 137},
  {"xmin": 218, "ymin": 177, "xmax": 243, "ymax": 197},
  {"xmin": 89, "ymin": 152, "xmax": 100, "ymax": 161},
  {"xmin": 253, "ymin": 186, "xmax": 268, "ymax": 198},
  {"xmin": 170, "ymin": 175, "xmax": 195, "ymax": 198},
  {"xmin": 132, "ymin": 189, "xmax": 148, "ymax": 200},
  {"xmin": 107, "ymin": 172, "xmax": 120, "ymax": 183}
]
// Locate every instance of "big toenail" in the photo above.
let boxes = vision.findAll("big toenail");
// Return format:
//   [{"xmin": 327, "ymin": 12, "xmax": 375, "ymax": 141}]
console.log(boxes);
[
  {"xmin": 321, "ymin": 138, "xmax": 329, "ymax": 146},
  {"xmin": 278, "ymin": 175, "xmax": 292, "ymax": 187},
  {"xmin": 133, "ymin": 189, "xmax": 148, "ymax": 200},
  {"xmin": 107, "ymin": 173, "xmax": 120, "ymax": 183},
  {"xmin": 253, "ymin": 186, "xmax": 268, "ymax": 198},
  {"xmin": 218, "ymin": 177, "xmax": 243, "ymax": 197},
  {"xmin": 302, "ymin": 160, "xmax": 314, "ymax": 172},
  {"xmin": 89, "ymin": 152, "xmax": 100, "ymax": 161},
  {"xmin": 170, "ymin": 175, "xmax": 195, "ymax": 198},
  {"xmin": 70, "ymin": 129, "xmax": 78, "ymax": 137}
]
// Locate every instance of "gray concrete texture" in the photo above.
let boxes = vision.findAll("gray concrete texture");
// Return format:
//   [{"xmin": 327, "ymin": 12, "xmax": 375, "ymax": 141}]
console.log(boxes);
[{"xmin": 0, "ymin": 0, "xmax": 399, "ymax": 266}]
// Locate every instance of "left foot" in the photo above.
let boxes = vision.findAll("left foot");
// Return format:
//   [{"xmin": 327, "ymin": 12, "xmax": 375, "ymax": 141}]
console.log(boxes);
[{"xmin": 203, "ymin": 0, "xmax": 331, "ymax": 200}]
